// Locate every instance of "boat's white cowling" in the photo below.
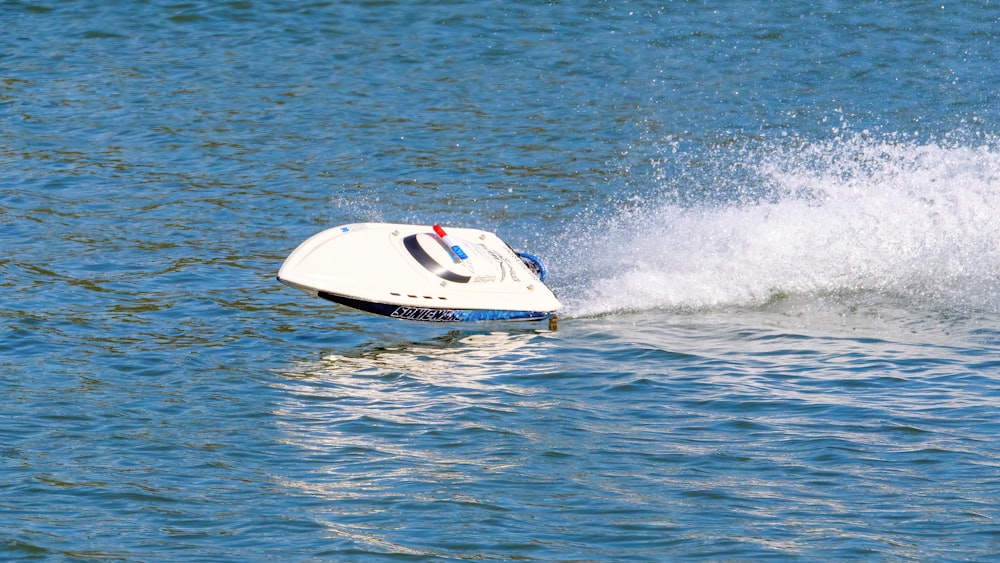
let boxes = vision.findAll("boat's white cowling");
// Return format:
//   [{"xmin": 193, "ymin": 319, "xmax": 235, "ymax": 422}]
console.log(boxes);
[{"xmin": 278, "ymin": 223, "xmax": 560, "ymax": 317}]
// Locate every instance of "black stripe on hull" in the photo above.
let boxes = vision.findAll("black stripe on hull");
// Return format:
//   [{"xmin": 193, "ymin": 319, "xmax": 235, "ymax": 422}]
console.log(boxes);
[
  {"xmin": 402, "ymin": 234, "xmax": 472, "ymax": 284},
  {"xmin": 317, "ymin": 292, "xmax": 550, "ymax": 322}
]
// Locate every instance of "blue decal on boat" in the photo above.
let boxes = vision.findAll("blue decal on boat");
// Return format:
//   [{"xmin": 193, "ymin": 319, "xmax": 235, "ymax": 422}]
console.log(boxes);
[
  {"xmin": 517, "ymin": 252, "xmax": 547, "ymax": 282},
  {"xmin": 318, "ymin": 292, "xmax": 551, "ymax": 323}
]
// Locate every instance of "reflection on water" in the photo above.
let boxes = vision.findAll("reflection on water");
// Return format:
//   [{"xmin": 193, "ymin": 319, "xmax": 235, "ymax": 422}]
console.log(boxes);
[
  {"xmin": 280, "ymin": 328, "xmax": 557, "ymax": 384},
  {"xmin": 272, "ymin": 329, "xmax": 557, "ymax": 465},
  {"xmin": 269, "ymin": 329, "xmax": 568, "ymax": 556}
]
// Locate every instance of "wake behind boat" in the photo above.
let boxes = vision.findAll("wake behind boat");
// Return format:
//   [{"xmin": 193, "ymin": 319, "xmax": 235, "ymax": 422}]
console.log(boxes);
[{"xmin": 278, "ymin": 223, "xmax": 560, "ymax": 322}]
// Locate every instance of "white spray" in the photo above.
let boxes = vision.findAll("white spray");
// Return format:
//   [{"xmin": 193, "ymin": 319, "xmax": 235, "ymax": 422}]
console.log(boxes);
[{"xmin": 556, "ymin": 135, "xmax": 1000, "ymax": 317}]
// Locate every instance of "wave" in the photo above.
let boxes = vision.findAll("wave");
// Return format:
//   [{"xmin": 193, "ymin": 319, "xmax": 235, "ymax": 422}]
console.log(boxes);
[{"xmin": 555, "ymin": 134, "xmax": 1000, "ymax": 318}]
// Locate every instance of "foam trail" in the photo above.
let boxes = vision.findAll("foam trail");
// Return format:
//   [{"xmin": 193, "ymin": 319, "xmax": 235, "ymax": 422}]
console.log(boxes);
[{"xmin": 557, "ymin": 136, "xmax": 1000, "ymax": 318}]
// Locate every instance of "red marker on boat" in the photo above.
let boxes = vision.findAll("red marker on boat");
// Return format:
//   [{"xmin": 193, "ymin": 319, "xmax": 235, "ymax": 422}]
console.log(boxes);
[{"xmin": 433, "ymin": 224, "xmax": 468, "ymax": 260}]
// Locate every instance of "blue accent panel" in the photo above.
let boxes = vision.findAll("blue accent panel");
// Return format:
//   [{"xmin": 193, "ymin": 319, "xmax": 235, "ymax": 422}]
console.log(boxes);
[
  {"xmin": 517, "ymin": 252, "xmax": 547, "ymax": 282},
  {"xmin": 453, "ymin": 309, "xmax": 551, "ymax": 322}
]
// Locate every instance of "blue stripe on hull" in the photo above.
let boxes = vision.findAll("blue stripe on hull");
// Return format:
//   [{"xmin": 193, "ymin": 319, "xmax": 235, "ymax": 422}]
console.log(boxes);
[{"xmin": 318, "ymin": 292, "xmax": 552, "ymax": 323}]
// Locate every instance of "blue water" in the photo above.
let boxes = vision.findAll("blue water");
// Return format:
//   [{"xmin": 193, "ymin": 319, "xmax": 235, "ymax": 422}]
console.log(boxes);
[{"xmin": 3, "ymin": 1, "xmax": 1000, "ymax": 560}]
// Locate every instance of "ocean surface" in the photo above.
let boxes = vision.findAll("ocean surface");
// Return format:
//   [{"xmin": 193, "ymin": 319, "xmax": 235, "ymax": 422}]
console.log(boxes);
[{"xmin": 3, "ymin": 1, "xmax": 1000, "ymax": 560}]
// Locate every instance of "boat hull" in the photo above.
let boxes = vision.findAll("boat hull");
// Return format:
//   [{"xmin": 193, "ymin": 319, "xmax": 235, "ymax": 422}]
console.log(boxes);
[{"xmin": 278, "ymin": 223, "xmax": 560, "ymax": 322}]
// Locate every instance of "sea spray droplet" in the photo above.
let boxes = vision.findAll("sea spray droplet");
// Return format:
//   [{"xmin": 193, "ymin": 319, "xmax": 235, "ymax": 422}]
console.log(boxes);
[{"xmin": 555, "ymin": 135, "xmax": 1000, "ymax": 317}]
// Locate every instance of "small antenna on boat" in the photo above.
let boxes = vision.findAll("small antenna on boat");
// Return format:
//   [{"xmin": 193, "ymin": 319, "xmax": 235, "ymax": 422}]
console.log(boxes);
[{"xmin": 433, "ymin": 224, "xmax": 468, "ymax": 260}]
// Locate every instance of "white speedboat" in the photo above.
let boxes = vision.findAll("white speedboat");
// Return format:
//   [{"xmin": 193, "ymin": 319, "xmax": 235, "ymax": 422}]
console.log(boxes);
[{"xmin": 278, "ymin": 223, "xmax": 560, "ymax": 322}]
